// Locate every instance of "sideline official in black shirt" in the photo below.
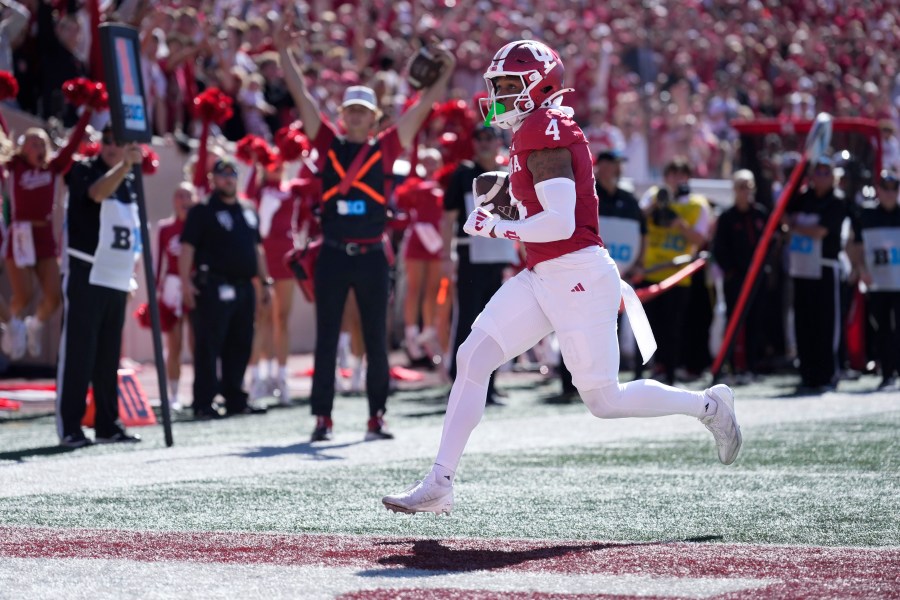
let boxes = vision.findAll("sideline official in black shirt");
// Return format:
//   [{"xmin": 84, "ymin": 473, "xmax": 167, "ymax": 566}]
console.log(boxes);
[
  {"xmin": 57, "ymin": 126, "xmax": 144, "ymax": 448},
  {"xmin": 180, "ymin": 159, "xmax": 272, "ymax": 419},
  {"xmin": 786, "ymin": 156, "xmax": 848, "ymax": 392}
]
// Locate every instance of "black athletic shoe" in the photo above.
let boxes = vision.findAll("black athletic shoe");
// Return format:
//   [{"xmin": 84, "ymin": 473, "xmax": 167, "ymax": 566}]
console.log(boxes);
[
  {"xmin": 60, "ymin": 431, "xmax": 93, "ymax": 449},
  {"xmin": 365, "ymin": 415, "xmax": 394, "ymax": 441},
  {"xmin": 311, "ymin": 416, "xmax": 333, "ymax": 442},
  {"xmin": 194, "ymin": 406, "xmax": 224, "ymax": 421},
  {"xmin": 95, "ymin": 431, "xmax": 142, "ymax": 444},
  {"xmin": 226, "ymin": 404, "xmax": 268, "ymax": 416}
]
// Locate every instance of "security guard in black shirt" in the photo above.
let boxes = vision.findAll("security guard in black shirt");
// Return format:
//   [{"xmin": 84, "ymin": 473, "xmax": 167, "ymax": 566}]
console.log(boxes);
[
  {"xmin": 277, "ymin": 23, "xmax": 455, "ymax": 442},
  {"xmin": 180, "ymin": 158, "xmax": 272, "ymax": 419},
  {"xmin": 57, "ymin": 126, "xmax": 144, "ymax": 448},
  {"xmin": 786, "ymin": 156, "xmax": 848, "ymax": 392}
]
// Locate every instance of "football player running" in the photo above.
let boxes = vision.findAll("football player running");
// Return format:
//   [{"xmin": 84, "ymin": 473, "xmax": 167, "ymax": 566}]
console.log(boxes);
[{"xmin": 382, "ymin": 40, "xmax": 741, "ymax": 516}]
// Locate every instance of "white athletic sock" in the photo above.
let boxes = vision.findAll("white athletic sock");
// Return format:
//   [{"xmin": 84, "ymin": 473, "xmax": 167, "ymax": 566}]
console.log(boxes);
[
  {"xmin": 250, "ymin": 365, "xmax": 261, "ymax": 381},
  {"xmin": 268, "ymin": 359, "xmax": 278, "ymax": 379},
  {"xmin": 434, "ymin": 329, "xmax": 506, "ymax": 472},
  {"xmin": 278, "ymin": 365, "xmax": 287, "ymax": 382},
  {"xmin": 167, "ymin": 379, "xmax": 178, "ymax": 396},
  {"xmin": 431, "ymin": 463, "xmax": 455, "ymax": 485},
  {"xmin": 581, "ymin": 379, "xmax": 710, "ymax": 420}
]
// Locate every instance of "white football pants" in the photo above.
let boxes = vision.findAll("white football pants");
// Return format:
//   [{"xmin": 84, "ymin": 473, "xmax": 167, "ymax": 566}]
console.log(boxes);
[{"xmin": 435, "ymin": 246, "xmax": 708, "ymax": 473}]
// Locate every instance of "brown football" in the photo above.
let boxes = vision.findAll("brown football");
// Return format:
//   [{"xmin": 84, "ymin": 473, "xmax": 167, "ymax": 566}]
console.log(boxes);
[
  {"xmin": 472, "ymin": 171, "xmax": 517, "ymax": 220},
  {"xmin": 407, "ymin": 46, "xmax": 444, "ymax": 90}
]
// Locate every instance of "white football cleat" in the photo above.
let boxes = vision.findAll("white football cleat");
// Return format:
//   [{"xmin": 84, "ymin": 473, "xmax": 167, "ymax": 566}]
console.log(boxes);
[
  {"xmin": 382, "ymin": 470, "xmax": 454, "ymax": 515},
  {"xmin": 701, "ymin": 384, "xmax": 742, "ymax": 465}
]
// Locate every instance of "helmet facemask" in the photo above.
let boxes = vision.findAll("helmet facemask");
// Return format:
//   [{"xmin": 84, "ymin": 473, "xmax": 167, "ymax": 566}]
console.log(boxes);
[{"xmin": 480, "ymin": 72, "xmax": 542, "ymax": 129}]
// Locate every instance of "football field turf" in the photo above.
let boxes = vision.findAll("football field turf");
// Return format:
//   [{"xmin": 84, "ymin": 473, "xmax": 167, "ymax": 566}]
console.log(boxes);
[{"xmin": 1, "ymin": 370, "xmax": 898, "ymax": 598}]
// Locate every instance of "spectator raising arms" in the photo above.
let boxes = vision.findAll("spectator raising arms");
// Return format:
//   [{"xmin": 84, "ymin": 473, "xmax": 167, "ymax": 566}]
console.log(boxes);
[{"xmin": 275, "ymin": 19, "xmax": 455, "ymax": 442}]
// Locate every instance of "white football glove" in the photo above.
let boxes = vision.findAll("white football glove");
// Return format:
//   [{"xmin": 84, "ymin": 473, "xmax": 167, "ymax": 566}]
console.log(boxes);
[{"xmin": 463, "ymin": 206, "xmax": 501, "ymax": 238}]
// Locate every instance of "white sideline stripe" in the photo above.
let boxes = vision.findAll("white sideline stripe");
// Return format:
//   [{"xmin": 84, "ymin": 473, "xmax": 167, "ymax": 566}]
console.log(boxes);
[
  {"xmin": 0, "ymin": 558, "xmax": 774, "ymax": 600},
  {"xmin": 1, "ymin": 392, "xmax": 897, "ymax": 498}
]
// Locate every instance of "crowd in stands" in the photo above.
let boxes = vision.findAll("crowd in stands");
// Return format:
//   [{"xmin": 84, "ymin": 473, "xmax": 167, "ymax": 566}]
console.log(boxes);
[
  {"xmin": 1, "ymin": 1, "xmax": 899, "ymax": 432},
  {"xmin": 2, "ymin": 0, "xmax": 899, "ymax": 178}
]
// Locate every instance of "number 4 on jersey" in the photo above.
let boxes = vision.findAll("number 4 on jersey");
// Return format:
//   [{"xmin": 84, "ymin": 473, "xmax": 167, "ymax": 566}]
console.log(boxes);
[{"xmin": 545, "ymin": 118, "xmax": 560, "ymax": 141}]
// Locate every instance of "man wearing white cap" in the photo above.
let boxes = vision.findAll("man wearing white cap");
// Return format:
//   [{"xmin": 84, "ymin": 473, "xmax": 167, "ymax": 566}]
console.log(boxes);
[{"xmin": 276, "ymin": 25, "xmax": 455, "ymax": 442}]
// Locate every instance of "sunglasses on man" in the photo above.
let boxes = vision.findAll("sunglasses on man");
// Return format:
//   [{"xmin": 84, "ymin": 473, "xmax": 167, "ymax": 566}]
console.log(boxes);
[
  {"xmin": 879, "ymin": 179, "xmax": 900, "ymax": 191},
  {"xmin": 101, "ymin": 136, "xmax": 124, "ymax": 147}
]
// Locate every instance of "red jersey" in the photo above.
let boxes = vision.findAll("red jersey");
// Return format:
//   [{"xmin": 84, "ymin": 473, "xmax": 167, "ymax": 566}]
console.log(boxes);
[
  {"xmin": 396, "ymin": 177, "xmax": 444, "ymax": 227},
  {"xmin": 255, "ymin": 183, "xmax": 295, "ymax": 242},
  {"xmin": 156, "ymin": 217, "xmax": 184, "ymax": 281},
  {"xmin": 7, "ymin": 131, "xmax": 85, "ymax": 223},
  {"xmin": 508, "ymin": 108, "xmax": 603, "ymax": 268}
]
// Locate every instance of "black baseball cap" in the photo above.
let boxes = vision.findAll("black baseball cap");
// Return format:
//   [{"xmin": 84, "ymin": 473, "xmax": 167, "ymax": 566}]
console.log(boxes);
[
  {"xmin": 472, "ymin": 124, "xmax": 499, "ymax": 138},
  {"xmin": 595, "ymin": 148, "xmax": 626, "ymax": 163},
  {"xmin": 212, "ymin": 158, "xmax": 239, "ymax": 175}
]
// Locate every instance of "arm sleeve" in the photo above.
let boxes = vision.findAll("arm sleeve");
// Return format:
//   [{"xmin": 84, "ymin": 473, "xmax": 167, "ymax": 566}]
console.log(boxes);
[
  {"xmin": 312, "ymin": 115, "xmax": 336, "ymax": 172},
  {"xmin": 49, "ymin": 108, "xmax": 92, "ymax": 174},
  {"xmin": 493, "ymin": 178, "xmax": 576, "ymax": 243},
  {"xmin": 377, "ymin": 126, "xmax": 403, "ymax": 172}
]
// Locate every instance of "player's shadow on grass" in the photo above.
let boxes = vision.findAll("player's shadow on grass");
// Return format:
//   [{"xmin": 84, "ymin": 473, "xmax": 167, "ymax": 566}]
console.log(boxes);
[
  {"xmin": 0, "ymin": 445, "xmax": 79, "ymax": 463},
  {"xmin": 235, "ymin": 440, "xmax": 367, "ymax": 460},
  {"xmin": 358, "ymin": 536, "xmax": 721, "ymax": 576}
]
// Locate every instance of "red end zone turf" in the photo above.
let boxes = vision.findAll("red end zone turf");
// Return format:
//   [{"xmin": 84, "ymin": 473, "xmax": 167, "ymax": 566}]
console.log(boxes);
[{"xmin": 1, "ymin": 527, "xmax": 897, "ymax": 599}]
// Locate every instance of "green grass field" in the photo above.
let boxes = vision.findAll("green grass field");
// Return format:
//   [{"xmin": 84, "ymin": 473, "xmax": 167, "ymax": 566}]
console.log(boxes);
[{"xmin": 2, "ymin": 373, "xmax": 897, "ymax": 549}]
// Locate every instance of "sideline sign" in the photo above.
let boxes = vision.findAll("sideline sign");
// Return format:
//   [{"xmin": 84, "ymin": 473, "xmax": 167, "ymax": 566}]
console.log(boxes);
[{"xmin": 99, "ymin": 23, "xmax": 151, "ymax": 143}]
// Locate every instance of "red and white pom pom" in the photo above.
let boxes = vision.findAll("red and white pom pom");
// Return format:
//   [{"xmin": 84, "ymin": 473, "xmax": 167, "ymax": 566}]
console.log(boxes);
[
  {"xmin": 0, "ymin": 71, "xmax": 19, "ymax": 101},
  {"xmin": 274, "ymin": 122, "xmax": 310, "ymax": 162},
  {"xmin": 141, "ymin": 145, "xmax": 159, "ymax": 175},
  {"xmin": 193, "ymin": 88, "xmax": 234, "ymax": 125}
]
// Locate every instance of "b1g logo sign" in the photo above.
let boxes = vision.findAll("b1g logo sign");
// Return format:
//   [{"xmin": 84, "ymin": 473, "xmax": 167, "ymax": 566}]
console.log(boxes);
[
  {"xmin": 789, "ymin": 235, "xmax": 814, "ymax": 254},
  {"xmin": 607, "ymin": 243, "xmax": 633, "ymax": 263},
  {"xmin": 872, "ymin": 247, "xmax": 900, "ymax": 266},
  {"xmin": 114, "ymin": 37, "xmax": 148, "ymax": 133},
  {"xmin": 337, "ymin": 199, "xmax": 367, "ymax": 216}
]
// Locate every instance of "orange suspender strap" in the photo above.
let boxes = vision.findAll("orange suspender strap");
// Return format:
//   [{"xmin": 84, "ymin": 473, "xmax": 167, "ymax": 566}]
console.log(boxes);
[{"xmin": 322, "ymin": 145, "xmax": 387, "ymax": 205}]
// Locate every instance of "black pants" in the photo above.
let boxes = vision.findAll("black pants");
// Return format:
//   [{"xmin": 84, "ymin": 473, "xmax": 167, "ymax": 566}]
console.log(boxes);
[
  {"xmin": 56, "ymin": 259, "xmax": 127, "ymax": 439},
  {"xmin": 311, "ymin": 246, "xmax": 390, "ymax": 418},
  {"xmin": 793, "ymin": 269, "xmax": 840, "ymax": 387},
  {"xmin": 868, "ymin": 291, "xmax": 900, "ymax": 379},
  {"xmin": 450, "ymin": 249, "xmax": 505, "ymax": 398},
  {"xmin": 190, "ymin": 279, "xmax": 255, "ymax": 413},
  {"xmin": 641, "ymin": 285, "xmax": 690, "ymax": 384}
]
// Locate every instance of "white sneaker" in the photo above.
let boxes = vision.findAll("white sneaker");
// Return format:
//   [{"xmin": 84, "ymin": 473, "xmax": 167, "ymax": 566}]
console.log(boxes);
[
  {"xmin": 24, "ymin": 316, "xmax": 43, "ymax": 357},
  {"xmin": 275, "ymin": 377, "xmax": 291, "ymax": 406},
  {"xmin": 405, "ymin": 327, "xmax": 425, "ymax": 361},
  {"xmin": 349, "ymin": 361, "xmax": 366, "ymax": 394},
  {"xmin": 701, "ymin": 384, "xmax": 742, "ymax": 465},
  {"xmin": 1, "ymin": 318, "xmax": 26, "ymax": 360},
  {"xmin": 416, "ymin": 327, "xmax": 441, "ymax": 361},
  {"xmin": 383, "ymin": 470, "xmax": 454, "ymax": 515},
  {"xmin": 249, "ymin": 377, "xmax": 269, "ymax": 402}
]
